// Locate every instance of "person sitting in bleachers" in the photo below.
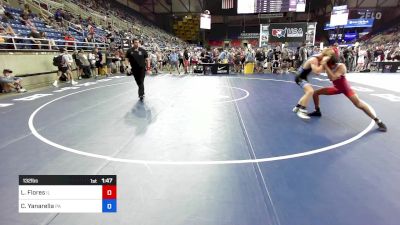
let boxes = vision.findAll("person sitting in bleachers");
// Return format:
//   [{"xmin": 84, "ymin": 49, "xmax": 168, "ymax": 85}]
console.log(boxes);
[
  {"xmin": 28, "ymin": 27, "xmax": 41, "ymax": 49},
  {"xmin": 20, "ymin": 13, "xmax": 35, "ymax": 29},
  {"xmin": 0, "ymin": 22, "xmax": 15, "ymax": 36},
  {"xmin": 39, "ymin": 31, "xmax": 50, "ymax": 49},
  {"xmin": 64, "ymin": 32, "xmax": 75, "ymax": 50},
  {"xmin": 387, "ymin": 47, "xmax": 400, "ymax": 61},
  {"xmin": 54, "ymin": 8, "xmax": 63, "ymax": 22}
]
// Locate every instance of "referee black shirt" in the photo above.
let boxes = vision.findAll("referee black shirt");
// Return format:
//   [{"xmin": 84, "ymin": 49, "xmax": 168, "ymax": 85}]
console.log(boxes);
[{"xmin": 126, "ymin": 47, "xmax": 148, "ymax": 69}]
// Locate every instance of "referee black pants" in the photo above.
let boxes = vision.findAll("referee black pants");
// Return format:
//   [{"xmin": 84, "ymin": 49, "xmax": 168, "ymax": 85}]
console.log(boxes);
[{"xmin": 132, "ymin": 67, "xmax": 145, "ymax": 97}]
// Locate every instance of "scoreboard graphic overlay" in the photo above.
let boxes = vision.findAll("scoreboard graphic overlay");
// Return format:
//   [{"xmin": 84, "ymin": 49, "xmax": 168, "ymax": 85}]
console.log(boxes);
[{"xmin": 19, "ymin": 175, "xmax": 117, "ymax": 213}]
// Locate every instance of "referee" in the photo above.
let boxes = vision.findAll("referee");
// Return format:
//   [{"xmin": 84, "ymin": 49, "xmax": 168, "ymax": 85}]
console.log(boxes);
[{"xmin": 125, "ymin": 38, "xmax": 150, "ymax": 101}]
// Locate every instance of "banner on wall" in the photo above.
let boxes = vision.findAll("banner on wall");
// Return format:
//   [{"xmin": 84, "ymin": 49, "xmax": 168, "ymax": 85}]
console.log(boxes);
[
  {"xmin": 260, "ymin": 23, "xmax": 310, "ymax": 44},
  {"xmin": 268, "ymin": 23, "xmax": 308, "ymax": 43}
]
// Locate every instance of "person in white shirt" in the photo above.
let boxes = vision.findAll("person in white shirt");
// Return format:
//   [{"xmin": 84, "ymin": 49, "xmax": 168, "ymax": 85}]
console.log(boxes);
[
  {"xmin": 150, "ymin": 51, "xmax": 158, "ymax": 74},
  {"xmin": 356, "ymin": 46, "xmax": 367, "ymax": 72},
  {"xmin": 53, "ymin": 48, "xmax": 78, "ymax": 87},
  {"xmin": 88, "ymin": 50, "xmax": 97, "ymax": 76}
]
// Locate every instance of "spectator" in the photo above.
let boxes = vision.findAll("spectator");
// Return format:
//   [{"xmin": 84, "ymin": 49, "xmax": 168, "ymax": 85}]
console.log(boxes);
[
  {"xmin": 72, "ymin": 50, "xmax": 82, "ymax": 79},
  {"xmin": 114, "ymin": 46, "xmax": 124, "ymax": 73},
  {"xmin": 39, "ymin": 31, "xmax": 50, "ymax": 49},
  {"xmin": 363, "ymin": 47, "xmax": 372, "ymax": 70},
  {"xmin": 233, "ymin": 50, "xmax": 242, "ymax": 73},
  {"xmin": 85, "ymin": 34, "xmax": 94, "ymax": 44},
  {"xmin": 54, "ymin": 8, "xmax": 63, "ymax": 22},
  {"xmin": 177, "ymin": 49, "xmax": 184, "ymax": 69},
  {"xmin": 23, "ymin": 4, "xmax": 30, "ymax": 15},
  {"xmin": 169, "ymin": 49, "xmax": 179, "ymax": 74},
  {"xmin": 64, "ymin": 32, "xmax": 75, "ymax": 50},
  {"xmin": 255, "ymin": 48, "xmax": 265, "ymax": 73},
  {"xmin": 88, "ymin": 23, "xmax": 95, "ymax": 36},
  {"xmin": 356, "ymin": 46, "xmax": 367, "ymax": 72},
  {"xmin": 20, "ymin": 13, "xmax": 35, "ymax": 29},
  {"xmin": 343, "ymin": 47, "xmax": 353, "ymax": 70},
  {"xmin": 88, "ymin": 49, "xmax": 97, "ymax": 76},
  {"xmin": 105, "ymin": 48, "xmax": 115, "ymax": 76},
  {"xmin": 271, "ymin": 47, "xmax": 281, "ymax": 73},
  {"xmin": 183, "ymin": 48, "xmax": 190, "ymax": 74},
  {"xmin": 374, "ymin": 46, "xmax": 384, "ymax": 62},
  {"xmin": 281, "ymin": 46, "xmax": 290, "ymax": 73},
  {"xmin": 76, "ymin": 49, "xmax": 92, "ymax": 78},
  {"xmin": 0, "ymin": 23, "xmax": 15, "ymax": 36},
  {"xmin": 53, "ymin": 48, "xmax": 78, "ymax": 87},
  {"xmin": 299, "ymin": 43, "xmax": 308, "ymax": 65},
  {"xmin": 27, "ymin": 9, "xmax": 36, "ymax": 19},
  {"xmin": 157, "ymin": 50, "xmax": 164, "ymax": 71},
  {"xmin": 332, "ymin": 42, "xmax": 340, "ymax": 58},
  {"xmin": 47, "ymin": 18, "xmax": 59, "ymax": 30},
  {"xmin": 0, "ymin": 69, "xmax": 26, "ymax": 93},
  {"xmin": 150, "ymin": 50, "xmax": 158, "ymax": 74},
  {"xmin": 391, "ymin": 47, "xmax": 400, "ymax": 61},
  {"xmin": 94, "ymin": 47, "xmax": 103, "ymax": 77},
  {"xmin": 28, "ymin": 27, "xmax": 42, "ymax": 49},
  {"xmin": 0, "ymin": 23, "xmax": 16, "ymax": 49}
]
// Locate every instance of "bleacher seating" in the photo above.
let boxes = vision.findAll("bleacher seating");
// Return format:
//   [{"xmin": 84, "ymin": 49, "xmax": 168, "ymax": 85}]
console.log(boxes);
[{"xmin": 1, "ymin": 0, "xmax": 189, "ymax": 51}]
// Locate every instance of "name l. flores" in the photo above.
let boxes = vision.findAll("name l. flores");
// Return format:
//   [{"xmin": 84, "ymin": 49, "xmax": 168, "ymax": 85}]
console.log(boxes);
[{"xmin": 21, "ymin": 190, "xmax": 48, "ymax": 195}]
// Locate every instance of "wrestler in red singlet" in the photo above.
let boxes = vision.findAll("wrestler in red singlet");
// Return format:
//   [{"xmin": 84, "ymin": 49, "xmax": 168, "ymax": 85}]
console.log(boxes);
[{"xmin": 309, "ymin": 55, "xmax": 387, "ymax": 132}]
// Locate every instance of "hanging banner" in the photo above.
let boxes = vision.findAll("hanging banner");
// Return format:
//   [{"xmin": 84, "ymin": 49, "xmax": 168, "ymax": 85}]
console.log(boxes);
[
  {"xmin": 306, "ymin": 22, "xmax": 317, "ymax": 46},
  {"xmin": 259, "ymin": 24, "xmax": 269, "ymax": 47},
  {"xmin": 324, "ymin": 18, "xmax": 374, "ymax": 30}
]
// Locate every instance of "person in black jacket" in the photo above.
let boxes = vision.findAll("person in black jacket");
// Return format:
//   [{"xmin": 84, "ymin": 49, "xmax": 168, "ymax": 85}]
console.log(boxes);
[{"xmin": 125, "ymin": 38, "xmax": 149, "ymax": 101}]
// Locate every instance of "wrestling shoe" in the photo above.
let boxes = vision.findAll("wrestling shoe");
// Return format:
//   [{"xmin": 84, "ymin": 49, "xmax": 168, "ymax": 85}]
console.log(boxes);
[
  {"xmin": 308, "ymin": 110, "xmax": 322, "ymax": 117},
  {"xmin": 376, "ymin": 121, "xmax": 387, "ymax": 132},
  {"xmin": 296, "ymin": 109, "xmax": 310, "ymax": 120}
]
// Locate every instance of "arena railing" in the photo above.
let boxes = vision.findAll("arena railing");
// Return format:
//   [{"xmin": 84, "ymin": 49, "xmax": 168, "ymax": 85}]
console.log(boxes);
[
  {"xmin": 0, "ymin": 35, "xmax": 109, "ymax": 51},
  {"xmin": 26, "ymin": 0, "xmax": 64, "ymax": 12},
  {"xmin": 63, "ymin": 1, "xmax": 130, "ymax": 31},
  {"xmin": 24, "ymin": 0, "xmax": 88, "ymax": 36}
]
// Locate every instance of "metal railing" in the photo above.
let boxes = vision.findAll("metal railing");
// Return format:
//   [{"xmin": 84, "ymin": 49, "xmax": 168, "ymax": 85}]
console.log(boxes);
[
  {"xmin": 63, "ymin": 1, "xmax": 130, "ymax": 31},
  {"xmin": 0, "ymin": 35, "xmax": 109, "ymax": 51},
  {"xmin": 25, "ymin": 0, "xmax": 88, "ymax": 36},
  {"xmin": 24, "ymin": 0, "xmax": 61, "ymax": 18}
]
